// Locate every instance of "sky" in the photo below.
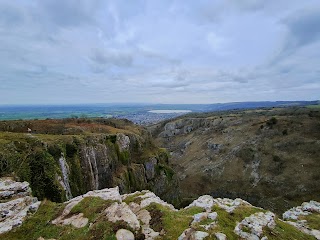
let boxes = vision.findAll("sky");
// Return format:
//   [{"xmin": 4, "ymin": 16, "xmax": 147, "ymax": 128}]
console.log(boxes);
[{"xmin": 0, "ymin": 0, "xmax": 319, "ymax": 104}]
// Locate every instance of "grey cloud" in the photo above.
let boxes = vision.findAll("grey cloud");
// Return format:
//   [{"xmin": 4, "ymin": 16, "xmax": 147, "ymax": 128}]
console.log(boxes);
[
  {"xmin": 276, "ymin": 8, "xmax": 320, "ymax": 60},
  {"xmin": 90, "ymin": 48, "xmax": 133, "ymax": 69},
  {"xmin": 37, "ymin": 0, "xmax": 104, "ymax": 28},
  {"xmin": 0, "ymin": 3, "xmax": 25, "ymax": 27},
  {"xmin": 231, "ymin": 0, "xmax": 265, "ymax": 10},
  {"xmin": 150, "ymin": 82, "xmax": 189, "ymax": 89}
]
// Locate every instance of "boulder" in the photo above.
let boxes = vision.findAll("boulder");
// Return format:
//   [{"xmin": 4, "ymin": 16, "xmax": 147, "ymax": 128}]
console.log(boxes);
[
  {"xmin": 215, "ymin": 232, "xmax": 227, "ymax": 240},
  {"xmin": 116, "ymin": 229, "xmax": 135, "ymax": 240}
]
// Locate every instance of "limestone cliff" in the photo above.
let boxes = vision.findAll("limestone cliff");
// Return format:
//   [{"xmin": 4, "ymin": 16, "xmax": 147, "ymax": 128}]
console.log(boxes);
[{"xmin": 0, "ymin": 118, "xmax": 180, "ymax": 205}]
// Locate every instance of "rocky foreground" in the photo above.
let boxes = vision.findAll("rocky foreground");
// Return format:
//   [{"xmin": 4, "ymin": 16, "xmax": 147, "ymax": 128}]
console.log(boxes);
[{"xmin": 1, "ymin": 178, "xmax": 320, "ymax": 240}]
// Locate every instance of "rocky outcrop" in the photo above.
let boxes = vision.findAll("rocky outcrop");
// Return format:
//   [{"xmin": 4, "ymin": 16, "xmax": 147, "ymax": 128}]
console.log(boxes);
[
  {"xmin": 0, "ymin": 178, "xmax": 41, "ymax": 234},
  {"xmin": 105, "ymin": 202, "xmax": 140, "ymax": 230},
  {"xmin": 283, "ymin": 200, "xmax": 320, "ymax": 239},
  {"xmin": 234, "ymin": 211, "xmax": 276, "ymax": 240},
  {"xmin": 122, "ymin": 190, "xmax": 176, "ymax": 210},
  {"xmin": 1, "ymin": 183, "xmax": 319, "ymax": 240},
  {"xmin": 116, "ymin": 133, "xmax": 130, "ymax": 152},
  {"xmin": 52, "ymin": 187, "xmax": 121, "ymax": 228},
  {"xmin": 186, "ymin": 195, "xmax": 252, "ymax": 213}
]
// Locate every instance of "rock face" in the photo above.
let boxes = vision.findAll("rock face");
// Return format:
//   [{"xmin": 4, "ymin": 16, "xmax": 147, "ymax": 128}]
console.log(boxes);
[
  {"xmin": 0, "ymin": 178, "xmax": 41, "ymax": 234},
  {"xmin": 58, "ymin": 155, "xmax": 72, "ymax": 200}
]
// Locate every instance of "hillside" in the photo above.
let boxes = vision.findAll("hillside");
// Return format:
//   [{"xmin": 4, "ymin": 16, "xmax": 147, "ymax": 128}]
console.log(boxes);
[
  {"xmin": 0, "ymin": 118, "xmax": 180, "ymax": 205},
  {"xmin": 1, "ymin": 178, "xmax": 319, "ymax": 240},
  {"xmin": 151, "ymin": 107, "xmax": 320, "ymax": 213}
]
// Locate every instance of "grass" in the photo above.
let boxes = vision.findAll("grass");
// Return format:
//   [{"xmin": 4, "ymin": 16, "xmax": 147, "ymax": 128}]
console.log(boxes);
[
  {"xmin": 264, "ymin": 219, "xmax": 315, "ymax": 240},
  {"xmin": 306, "ymin": 104, "xmax": 320, "ymax": 109},
  {"xmin": 122, "ymin": 192, "xmax": 144, "ymax": 205},
  {"xmin": 146, "ymin": 203, "xmax": 203, "ymax": 240},
  {"xmin": 300, "ymin": 213, "xmax": 320, "ymax": 230},
  {"xmin": 69, "ymin": 197, "xmax": 114, "ymax": 221}
]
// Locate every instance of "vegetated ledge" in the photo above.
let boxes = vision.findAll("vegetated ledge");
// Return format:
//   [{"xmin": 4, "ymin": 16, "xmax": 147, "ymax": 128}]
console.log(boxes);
[{"xmin": 1, "ymin": 178, "xmax": 319, "ymax": 240}]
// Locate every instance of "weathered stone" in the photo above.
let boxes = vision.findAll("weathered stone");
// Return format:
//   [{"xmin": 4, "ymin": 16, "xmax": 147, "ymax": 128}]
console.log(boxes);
[
  {"xmin": 283, "ymin": 200, "xmax": 320, "ymax": 239},
  {"xmin": 192, "ymin": 212, "xmax": 208, "ymax": 223},
  {"xmin": 142, "ymin": 226, "xmax": 160, "ymax": 240},
  {"xmin": 194, "ymin": 231, "xmax": 209, "ymax": 240},
  {"xmin": 116, "ymin": 229, "xmax": 135, "ymax": 240},
  {"xmin": 200, "ymin": 222, "xmax": 216, "ymax": 231},
  {"xmin": 214, "ymin": 197, "xmax": 252, "ymax": 213},
  {"xmin": 186, "ymin": 195, "xmax": 215, "ymax": 211},
  {"xmin": 178, "ymin": 228, "xmax": 193, "ymax": 240},
  {"xmin": 208, "ymin": 212, "xmax": 218, "ymax": 220},
  {"xmin": 105, "ymin": 202, "xmax": 140, "ymax": 230},
  {"xmin": 302, "ymin": 200, "xmax": 320, "ymax": 213},
  {"xmin": 136, "ymin": 209, "xmax": 151, "ymax": 225},
  {"xmin": 116, "ymin": 133, "xmax": 130, "ymax": 151},
  {"xmin": 0, "ymin": 178, "xmax": 40, "ymax": 234},
  {"xmin": 0, "ymin": 190, "xmax": 15, "ymax": 199},
  {"xmin": 178, "ymin": 228, "xmax": 209, "ymax": 240},
  {"xmin": 57, "ymin": 213, "xmax": 88, "ymax": 228},
  {"xmin": 234, "ymin": 211, "xmax": 275, "ymax": 240},
  {"xmin": 145, "ymin": 157, "xmax": 157, "ymax": 180},
  {"xmin": 215, "ymin": 232, "xmax": 227, "ymax": 240},
  {"xmin": 138, "ymin": 190, "xmax": 176, "ymax": 210},
  {"xmin": 52, "ymin": 187, "xmax": 121, "ymax": 227}
]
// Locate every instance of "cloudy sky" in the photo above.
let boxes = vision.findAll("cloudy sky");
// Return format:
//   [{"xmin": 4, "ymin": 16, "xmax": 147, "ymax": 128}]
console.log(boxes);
[{"xmin": 0, "ymin": 0, "xmax": 319, "ymax": 104}]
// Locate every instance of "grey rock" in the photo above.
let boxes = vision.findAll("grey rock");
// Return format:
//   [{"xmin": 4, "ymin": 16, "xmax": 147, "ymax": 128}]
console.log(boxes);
[
  {"xmin": 116, "ymin": 229, "xmax": 135, "ymax": 240},
  {"xmin": 145, "ymin": 157, "xmax": 157, "ymax": 180}
]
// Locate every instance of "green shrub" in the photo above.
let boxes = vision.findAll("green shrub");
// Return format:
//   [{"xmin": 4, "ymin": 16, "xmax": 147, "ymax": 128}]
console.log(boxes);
[{"xmin": 266, "ymin": 117, "xmax": 278, "ymax": 127}]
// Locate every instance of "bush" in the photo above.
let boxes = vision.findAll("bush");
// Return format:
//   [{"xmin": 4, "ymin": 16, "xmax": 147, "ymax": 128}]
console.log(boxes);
[{"xmin": 266, "ymin": 117, "xmax": 278, "ymax": 127}]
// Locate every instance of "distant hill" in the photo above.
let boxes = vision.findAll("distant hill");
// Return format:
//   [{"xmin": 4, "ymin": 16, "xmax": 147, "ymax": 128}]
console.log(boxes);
[{"xmin": 0, "ymin": 101, "xmax": 318, "ymax": 124}]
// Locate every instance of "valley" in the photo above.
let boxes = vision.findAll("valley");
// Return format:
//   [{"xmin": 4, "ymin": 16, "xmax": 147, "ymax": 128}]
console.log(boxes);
[{"xmin": 151, "ymin": 107, "xmax": 320, "ymax": 214}]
